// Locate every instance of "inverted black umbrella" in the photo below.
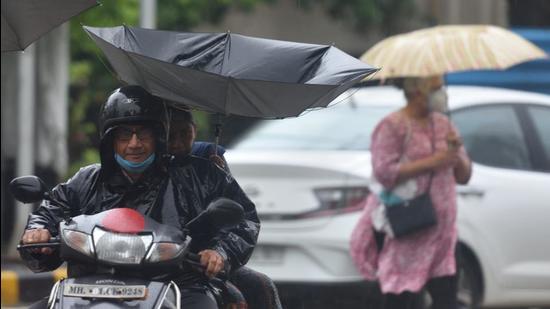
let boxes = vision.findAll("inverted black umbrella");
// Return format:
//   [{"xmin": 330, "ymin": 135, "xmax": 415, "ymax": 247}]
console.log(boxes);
[
  {"xmin": 1, "ymin": 0, "xmax": 98, "ymax": 52},
  {"xmin": 83, "ymin": 25, "xmax": 378, "ymax": 118}
]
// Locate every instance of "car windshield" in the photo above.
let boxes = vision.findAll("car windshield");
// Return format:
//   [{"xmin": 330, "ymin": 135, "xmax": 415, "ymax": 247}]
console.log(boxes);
[{"xmin": 232, "ymin": 103, "xmax": 396, "ymax": 151}]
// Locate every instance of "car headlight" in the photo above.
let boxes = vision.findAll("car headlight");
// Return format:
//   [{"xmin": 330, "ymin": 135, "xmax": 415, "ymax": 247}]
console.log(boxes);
[
  {"xmin": 63, "ymin": 230, "xmax": 94, "ymax": 257},
  {"xmin": 92, "ymin": 227, "xmax": 152, "ymax": 264},
  {"xmin": 146, "ymin": 242, "xmax": 185, "ymax": 263}
]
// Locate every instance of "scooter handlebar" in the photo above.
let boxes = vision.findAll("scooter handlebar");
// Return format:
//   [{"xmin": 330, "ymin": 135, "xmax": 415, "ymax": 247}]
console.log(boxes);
[
  {"xmin": 185, "ymin": 252, "xmax": 228, "ymax": 280},
  {"xmin": 16, "ymin": 237, "xmax": 61, "ymax": 251}
]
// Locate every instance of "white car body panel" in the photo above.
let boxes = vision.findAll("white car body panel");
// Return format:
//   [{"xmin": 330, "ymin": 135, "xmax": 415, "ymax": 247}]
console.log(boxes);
[
  {"xmin": 457, "ymin": 164, "xmax": 550, "ymax": 306},
  {"xmin": 226, "ymin": 86, "xmax": 550, "ymax": 306}
]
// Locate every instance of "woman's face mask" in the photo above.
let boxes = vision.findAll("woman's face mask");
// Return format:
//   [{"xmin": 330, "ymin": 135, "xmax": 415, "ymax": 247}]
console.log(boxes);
[{"xmin": 428, "ymin": 87, "xmax": 448, "ymax": 113}]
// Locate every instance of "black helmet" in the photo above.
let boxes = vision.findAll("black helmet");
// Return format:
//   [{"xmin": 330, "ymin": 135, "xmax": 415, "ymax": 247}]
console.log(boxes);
[
  {"xmin": 99, "ymin": 85, "xmax": 168, "ymax": 137},
  {"xmin": 98, "ymin": 85, "xmax": 169, "ymax": 173}
]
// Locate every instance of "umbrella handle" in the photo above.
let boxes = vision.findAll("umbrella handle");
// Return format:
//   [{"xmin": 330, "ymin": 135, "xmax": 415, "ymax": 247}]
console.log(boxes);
[{"xmin": 214, "ymin": 121, "xmax": 222, "ymax": 156}]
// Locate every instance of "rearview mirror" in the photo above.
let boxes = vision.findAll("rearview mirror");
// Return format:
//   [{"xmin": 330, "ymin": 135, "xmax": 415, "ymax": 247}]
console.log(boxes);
[
  {"xmin": 186, "ymin": 198, "xmax": 245, "ymax": 232},
  {"xmin": 9, "ymin": 176, "xmax": 48, "ymax": 204}
]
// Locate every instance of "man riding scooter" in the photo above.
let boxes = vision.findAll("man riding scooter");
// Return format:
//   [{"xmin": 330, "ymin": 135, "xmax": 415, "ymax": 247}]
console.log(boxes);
[{"xmin": 20, "ymin": 85, "xmax": 260, "ymax": 309}]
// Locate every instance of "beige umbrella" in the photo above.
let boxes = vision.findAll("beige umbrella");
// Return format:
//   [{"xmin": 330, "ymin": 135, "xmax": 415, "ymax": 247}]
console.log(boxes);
[{"xmin": 362, "ymin": 25, "xmax": 547, "ymax": 80}]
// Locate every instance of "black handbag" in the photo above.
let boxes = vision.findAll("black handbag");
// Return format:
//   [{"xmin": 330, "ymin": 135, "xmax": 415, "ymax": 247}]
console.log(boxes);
[
  {"xmin": 385, "ymin": 190, "xmax": 437, "ymax": 238},
  {"xmin": 384, "ymin": 118, "xmax": 437, "ymax": 238}
]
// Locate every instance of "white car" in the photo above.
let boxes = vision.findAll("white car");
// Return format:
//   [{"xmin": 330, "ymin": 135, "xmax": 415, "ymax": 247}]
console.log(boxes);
[{"xmin": 226, "ymin": 86, "xmax": 550, "ymax": 308}]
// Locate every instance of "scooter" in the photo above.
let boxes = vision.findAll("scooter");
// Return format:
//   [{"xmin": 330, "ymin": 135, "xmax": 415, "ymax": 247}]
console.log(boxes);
[{"xmin": 10, "ymin": 175, "xmax": 247, "ymax": 309}]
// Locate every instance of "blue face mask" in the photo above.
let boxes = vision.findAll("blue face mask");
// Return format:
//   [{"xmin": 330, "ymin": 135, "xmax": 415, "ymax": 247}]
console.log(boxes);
[{"xmin": 115, "ymin": 153, "xmax": 156, "ymax": 174}]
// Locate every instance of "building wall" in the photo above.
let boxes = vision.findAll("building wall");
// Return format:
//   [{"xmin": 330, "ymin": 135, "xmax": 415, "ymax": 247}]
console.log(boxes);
[
  {"xmin": 193, "ymin": 0, "xmax": 509, "ymax": 57},
  {"xmin": 436, "ymin": 0, "xmax": 508, "ymax": 25}
]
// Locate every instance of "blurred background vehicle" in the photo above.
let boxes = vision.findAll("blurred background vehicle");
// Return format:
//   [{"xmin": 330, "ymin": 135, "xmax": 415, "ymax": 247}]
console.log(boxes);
[{"xmin": 226, "ymin": 85, "xmax": 550, "ymax": 308}]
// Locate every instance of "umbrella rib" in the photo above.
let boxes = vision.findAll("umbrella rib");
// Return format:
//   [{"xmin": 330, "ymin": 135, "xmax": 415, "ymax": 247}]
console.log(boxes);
[
  {"xmin": 93, "ymin": 45, "xmax": 122, "ymax": 83},
  {"xmin": 81, "ymin": 27, "xmax": 121, "ymax": 82},
  {"xmin": 124, "ymin": 51, "xmax": 151, "ymax": 89},
  {"xmin": 222, "ymin": 33, "xmax": 230, "ymax": 115},
  {"xmin": 300, "ymin": 73, "xmax": 369, "ymax": 112},
  {"xmin": 2, "ymin": 15, "xmax": 23, "ymax": 50},
  {"xmin": 220, "ymin": 32, "xmax": 231, "ymax": 75}
]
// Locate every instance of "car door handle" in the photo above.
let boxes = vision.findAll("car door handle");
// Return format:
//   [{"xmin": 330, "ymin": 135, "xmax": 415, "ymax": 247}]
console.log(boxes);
[{"xmin": 456, "ymin": 186, "xmax": 485, "ymax": 197}]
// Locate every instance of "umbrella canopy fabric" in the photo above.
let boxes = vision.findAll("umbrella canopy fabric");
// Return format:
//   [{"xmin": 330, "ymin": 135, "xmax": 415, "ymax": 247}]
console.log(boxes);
[
  {"xmin": 1, "ymin": 0, "xmax": 98, "ymax": 52},
  {"xmin": 84, "ymin": 25, "xmax": 378, "ymax": 118},
  {"xmin": 362, "ymin": 25, "xmax": 547, "ymax": 80}
]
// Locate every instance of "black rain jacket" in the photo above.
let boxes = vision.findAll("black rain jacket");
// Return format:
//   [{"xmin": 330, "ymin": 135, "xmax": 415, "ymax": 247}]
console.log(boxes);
[{"xmin": 21, "ymin": 156, "xmax": 260, "ymax": 281}]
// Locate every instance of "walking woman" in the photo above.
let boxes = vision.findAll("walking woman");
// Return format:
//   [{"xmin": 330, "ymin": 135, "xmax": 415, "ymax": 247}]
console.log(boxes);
[{"xmin": 350, "ymin": 76, "xmax": 472, "ymax": 309}]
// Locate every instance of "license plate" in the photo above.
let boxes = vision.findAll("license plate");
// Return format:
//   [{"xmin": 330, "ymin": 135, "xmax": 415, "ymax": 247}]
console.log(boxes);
[
  {"xmin": 250, "ymin": 245, "xmax": 284, "ymax": 264},
  {"xmin": 63, "ymin": 283, "xmax": 147, "ymax": 299}
]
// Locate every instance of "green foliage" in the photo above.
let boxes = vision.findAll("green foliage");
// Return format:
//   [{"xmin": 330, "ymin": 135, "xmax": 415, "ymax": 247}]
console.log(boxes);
[
  {"xmin": 157, "ymin": 0, "xmax": 269, "ymax": 30},
  {"xmin": 298, "ymin": 0, "xmax": 415, "ymax": 34},
  {"xmin": 192, "ymin": 111, "xmax": 212, "ymax": 141},
  {"xmin": 67, "ymin": 148, "xmax": 101, "ymax": 178},
  {"xmin": 67, "ymin": 1, "xmax": 140, "ymax": 177}
]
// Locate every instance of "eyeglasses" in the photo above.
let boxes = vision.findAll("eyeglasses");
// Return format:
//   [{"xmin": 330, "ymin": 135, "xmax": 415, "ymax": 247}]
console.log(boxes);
[{"xmin": 114, "ymin": 127, "xmax": 155, "ymax": 142}]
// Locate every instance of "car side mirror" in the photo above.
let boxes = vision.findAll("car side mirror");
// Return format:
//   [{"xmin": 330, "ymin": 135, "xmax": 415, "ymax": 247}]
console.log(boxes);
[
  {"xmin": 9, "ymin": 176, "xmax": 48, "ymax": 204},
  {"xmin": 186, "ymin": 198, "xmax": 245, "ymax": 232}
]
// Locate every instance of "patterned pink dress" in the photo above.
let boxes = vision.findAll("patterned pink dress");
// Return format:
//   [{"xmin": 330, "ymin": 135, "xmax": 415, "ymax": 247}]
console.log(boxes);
[{"xmin": 350, "ymin": 111, "xmax": 469, "ymax": 294}]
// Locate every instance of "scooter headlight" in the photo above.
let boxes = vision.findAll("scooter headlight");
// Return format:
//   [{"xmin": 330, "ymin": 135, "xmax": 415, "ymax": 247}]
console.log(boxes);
[
  {"xmin": 146, "ymin": 242, "xmax": 185, "ymax": 263},
  {"xmin": 63, "ymin": 230, "xmax": 93, "ymax": 257},
  {"xmin": 92, "ymin": 227, "xmax": 152, "ymax": 264}
]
